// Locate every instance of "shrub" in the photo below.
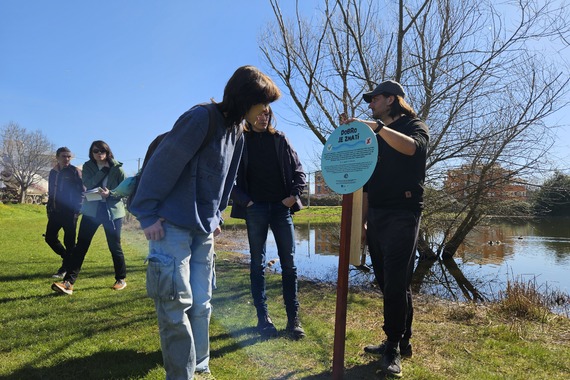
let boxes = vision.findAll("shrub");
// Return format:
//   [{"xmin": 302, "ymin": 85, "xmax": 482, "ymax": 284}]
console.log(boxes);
[{"xmin": 495, "ymin": 277, "xmax": 550, "ymax": 322}]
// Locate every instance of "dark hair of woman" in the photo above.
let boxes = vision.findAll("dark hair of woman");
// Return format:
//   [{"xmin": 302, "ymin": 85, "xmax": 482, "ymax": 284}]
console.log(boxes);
[
  {"xmin": 88, "ymin": 140, "xmax": 114, "ymax": 162},
  {"xmin": 219, "ymin": 65, "xmax": 281, "ymax": 127}
]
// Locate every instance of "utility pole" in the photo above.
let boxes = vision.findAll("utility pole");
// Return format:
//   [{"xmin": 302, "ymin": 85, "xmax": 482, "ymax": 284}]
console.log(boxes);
[{"xmin": 307, "ymin": 171, "xmax": 311, "ymax": 208}]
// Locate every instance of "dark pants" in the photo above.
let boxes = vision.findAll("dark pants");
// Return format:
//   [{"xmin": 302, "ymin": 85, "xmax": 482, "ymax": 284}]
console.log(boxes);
[
  {"xmin": 367, "ymin": 208, "xmax": 420, "ymax": 343},
  {"xmin": 45, "ymin": 210, "xmax": 77, "ymax": 271},
  {"xmin": 64, "ymin": 204, "xmax": 126, "ymax": 284},
  {"xmin": 246, "ymin": 201, "xmax": 299, "ymax": 320}
]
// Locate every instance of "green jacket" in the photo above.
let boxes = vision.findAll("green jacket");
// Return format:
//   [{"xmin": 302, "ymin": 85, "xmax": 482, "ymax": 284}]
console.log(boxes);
[{"xmin": 81, "ymin": 158, "xmax": 126, "ymax": 220}]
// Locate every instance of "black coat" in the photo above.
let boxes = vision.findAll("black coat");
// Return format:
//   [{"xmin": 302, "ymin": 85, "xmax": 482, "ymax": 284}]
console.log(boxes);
[{"xmin": 230, "ymin": 130, "xmax": 306, "ymax": 219}]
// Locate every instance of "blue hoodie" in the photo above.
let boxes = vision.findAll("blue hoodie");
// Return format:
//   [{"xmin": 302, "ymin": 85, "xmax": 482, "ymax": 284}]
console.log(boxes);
[{"xmin": 130, "ymin": 104, "xmax": 244, "ymax": 234}]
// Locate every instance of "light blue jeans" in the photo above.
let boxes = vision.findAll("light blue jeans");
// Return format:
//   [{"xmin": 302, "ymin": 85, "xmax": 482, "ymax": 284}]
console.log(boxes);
[{"xmin": 146, "ymin": 222, "xmax": 214, "ymax": 380}]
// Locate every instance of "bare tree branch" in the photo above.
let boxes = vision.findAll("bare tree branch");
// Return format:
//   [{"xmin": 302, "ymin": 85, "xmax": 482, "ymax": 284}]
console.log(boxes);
[
  {"xmin": 261, "ymin": 0, "xmax": 570, "ymax": 258},
  {"xmin": 1, "ymin": 123, "xmax": 54, "ymax": 203}
]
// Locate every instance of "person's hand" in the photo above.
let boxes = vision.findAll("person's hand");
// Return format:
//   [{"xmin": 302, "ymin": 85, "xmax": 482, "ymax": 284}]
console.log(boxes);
[
  {"xmin": 282, "ymin": 195, "xmax": 297, "ymax": 208},
  {"xmin": 340, "ymin": 116, "xmax": 377, "ymax": 132},
  {"xmin": 99, "ymin": 187, "xmax": 110, "ymax": 198},
  {"xmin": 214, "ymin": 225, "xmax": 222, "ymax": 237},
  {"xmin": 144, "ymin": 219, "xmax": 165, "ymax": 241}
]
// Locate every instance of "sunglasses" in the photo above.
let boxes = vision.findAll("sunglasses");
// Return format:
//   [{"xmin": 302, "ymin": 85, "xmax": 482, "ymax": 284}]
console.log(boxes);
[{"xmin": 92, "ymin": 149, "xmax": 107, "ymax": 154}]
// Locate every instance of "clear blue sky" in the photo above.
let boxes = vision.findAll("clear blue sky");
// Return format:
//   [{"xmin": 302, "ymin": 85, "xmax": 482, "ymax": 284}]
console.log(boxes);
[
  {"xmin": 1, "ymin": 1, "xmax": 569, "ymax": 178},
  {"xmin": 0, "ymin": 0, "xmax": 323, "ymax": 177}
]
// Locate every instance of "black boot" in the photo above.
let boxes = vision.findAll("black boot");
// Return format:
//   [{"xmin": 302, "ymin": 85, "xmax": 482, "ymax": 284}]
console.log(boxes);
[
  {"xmin": 380, "ymin": 340, "xmax": 402, "ymax": 378},
  {"xmin": 257, "ymin": 313, "xmax": 278, "ymax": 337},
  {"xmin": 364, "ymin": 339, "xmax": 412, "ymax": 358},
  {"xmin": 286, "ymin": 316, "xmax": 306, "ymax": 340}
]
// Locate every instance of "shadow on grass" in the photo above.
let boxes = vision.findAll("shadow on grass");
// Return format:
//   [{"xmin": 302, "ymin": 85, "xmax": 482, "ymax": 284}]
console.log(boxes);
[
  {"xmin": 0, "ymin": 260, "xmax": 148, "ymax": 283},
  {"xmin": 269, "ymin": 360, "xmax": 383, "ymax": 380},
  {"xmin": 0, "ymin": 349, "xmax": 163, "ymax": 380},
  {"xmin": 210, "ymin": 326, "xmax": 265, "ymax": 359}
]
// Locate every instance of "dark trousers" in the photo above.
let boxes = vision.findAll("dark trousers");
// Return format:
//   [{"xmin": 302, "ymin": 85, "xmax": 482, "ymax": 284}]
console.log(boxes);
[
  {"xmin": 367, "ymin": 208, "xmax": 420, "ymax": 343},
  {"xmin": 45, "ymin": 210, "xmax": 77, "ymax": 270},
  {"xmin": 246, "ymin": 201, "xmax": 299, "ymax": 320},
  {"xmin": 64, "ymin": 206, "xmax": 126, "ymax": 284}
]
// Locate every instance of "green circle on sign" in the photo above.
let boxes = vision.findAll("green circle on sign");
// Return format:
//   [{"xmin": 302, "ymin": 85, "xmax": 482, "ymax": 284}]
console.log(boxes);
[{"xmin": 320, "ymin": 121, "xmax": 378, "ymax": 194}]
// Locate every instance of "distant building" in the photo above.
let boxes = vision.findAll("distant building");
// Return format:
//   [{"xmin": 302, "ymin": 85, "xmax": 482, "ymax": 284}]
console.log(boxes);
[
  {"xmin": 313, "ymin": 170, "xmax": 333, "ymax": 197},
  {"xmin": 443, "ymin": 164, "xmax": 528, "ymax": 201}
]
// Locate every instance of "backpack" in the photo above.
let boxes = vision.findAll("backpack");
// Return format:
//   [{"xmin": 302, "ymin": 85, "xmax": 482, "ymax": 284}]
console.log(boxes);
[{"xmin": 126, "ymin": 103, "xmax": 218, "ymax": 212}]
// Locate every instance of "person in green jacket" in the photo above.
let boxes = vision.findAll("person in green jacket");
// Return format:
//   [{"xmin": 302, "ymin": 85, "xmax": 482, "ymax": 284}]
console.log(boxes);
[{"xmin": 52, "ymin": 140, "xmax": 127, "ymax": 295}]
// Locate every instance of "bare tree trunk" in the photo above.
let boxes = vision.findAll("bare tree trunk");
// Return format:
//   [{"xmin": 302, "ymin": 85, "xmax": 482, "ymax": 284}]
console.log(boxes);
[
  {"xmin": 19, "ymin": 186, "xmax": 27, "ymax": 204},
  {"xmin": 417, "ymin": 234, "xmax": 438, "ymax": 260}
]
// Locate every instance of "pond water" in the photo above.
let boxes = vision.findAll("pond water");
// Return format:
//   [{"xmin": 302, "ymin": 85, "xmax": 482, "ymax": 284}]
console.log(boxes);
[{"xmin": 223, "ymin": 217, "xmax": 570, "ymax": 310}]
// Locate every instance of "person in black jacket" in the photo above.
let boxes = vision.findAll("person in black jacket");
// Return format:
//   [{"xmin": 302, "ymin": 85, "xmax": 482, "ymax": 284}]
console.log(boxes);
[
  {"xmin": 231, "ymin": 107, "xmax": 307, "ymax": 340},
  {"xmin": 45, "ymin": 147, "xmax": 84, "ymax": 278},
  {"xmin": 343, "ymin": 80, "xmax": 429, "ymax": 378}
]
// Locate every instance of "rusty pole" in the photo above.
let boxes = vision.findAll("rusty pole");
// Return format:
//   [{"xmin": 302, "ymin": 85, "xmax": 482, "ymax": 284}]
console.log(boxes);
[{"xmin": 332, "ymin": 193, "xmax": 354, "ymax": 379}]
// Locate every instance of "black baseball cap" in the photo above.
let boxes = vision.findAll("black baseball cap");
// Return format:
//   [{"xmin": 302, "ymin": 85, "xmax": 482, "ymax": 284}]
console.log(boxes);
[{"xmin": 363, "ymin": 80, "xmax": 406, "ymax": 103}]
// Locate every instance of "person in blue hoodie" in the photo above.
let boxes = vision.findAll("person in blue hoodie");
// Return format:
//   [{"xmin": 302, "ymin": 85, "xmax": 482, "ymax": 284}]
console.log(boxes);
[
  {"xmin": 230, "ymin": 107, "xmax": 306, "ymax": 340},
  {"xmin": 129, "ymin": 66, "xmax": 282, "ymax": 380}
]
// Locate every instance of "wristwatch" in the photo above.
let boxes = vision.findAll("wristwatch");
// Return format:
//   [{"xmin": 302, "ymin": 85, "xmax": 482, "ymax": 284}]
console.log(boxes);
[{"xmin": 374, "ymin": 120, "xmax": 384, "ymax": 134}]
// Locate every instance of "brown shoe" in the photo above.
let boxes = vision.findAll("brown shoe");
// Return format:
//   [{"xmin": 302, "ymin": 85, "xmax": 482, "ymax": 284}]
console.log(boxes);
[
  {"xmin": 51, "ymin": 281, "xmax": 73, "ymax": 295},
  {"xmin": 112, "ymin": 279, "xmax": 127, "ymax": 290}
]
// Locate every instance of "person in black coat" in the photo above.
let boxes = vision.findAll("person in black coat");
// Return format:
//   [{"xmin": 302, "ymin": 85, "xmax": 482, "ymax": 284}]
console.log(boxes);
[
  {"xmin": 44, "ymin": 147, "xmax": 84, "ymax": 278},
  {"xmin": 231, "ymin": 107, "xmax": 307, "ymax": 340}
]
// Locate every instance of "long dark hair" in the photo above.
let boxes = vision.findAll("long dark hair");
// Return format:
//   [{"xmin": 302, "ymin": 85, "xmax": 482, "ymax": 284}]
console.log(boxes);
[
  {"xmin": 388, "ymin": 95, "xmax": 417, "ymax": 119},
  {"xmin": 88, "ymin": 140, "xmax": 114, "ymax": 162},
  {"xmin": 219, "ymin": 65, "xmax": 281, "ymax": 127}
]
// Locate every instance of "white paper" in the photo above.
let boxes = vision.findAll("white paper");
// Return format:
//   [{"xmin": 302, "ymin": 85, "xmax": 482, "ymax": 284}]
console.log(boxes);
[{"xmin": 83, "ymin": 188, "xmax": 102, "ymax": 201}]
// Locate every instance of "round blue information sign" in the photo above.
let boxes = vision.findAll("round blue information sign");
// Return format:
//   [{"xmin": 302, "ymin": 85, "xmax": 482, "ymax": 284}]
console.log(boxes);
[{"xmin": 320, "ymin": 121, "xmax": 378, "ymax": 194}]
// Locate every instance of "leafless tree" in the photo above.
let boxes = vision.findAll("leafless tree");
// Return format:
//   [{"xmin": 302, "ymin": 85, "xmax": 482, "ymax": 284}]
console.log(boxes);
[
  {"xmin": 0, "ymin": 122, "xmax": 54, "ymax": 203},
  {"xmin": 260, "ymin": 0, "xmax": 570, "ymax": 259}
]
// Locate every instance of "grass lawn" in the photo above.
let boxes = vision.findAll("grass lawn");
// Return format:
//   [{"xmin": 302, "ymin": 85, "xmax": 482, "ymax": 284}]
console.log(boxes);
[
  {"xmin": 221, "ymin": 205, "xmax": 342, "ymax": 226},
  {"xmin": 1, "ymin": 204, "xmax": 569, "ymax": 379}
]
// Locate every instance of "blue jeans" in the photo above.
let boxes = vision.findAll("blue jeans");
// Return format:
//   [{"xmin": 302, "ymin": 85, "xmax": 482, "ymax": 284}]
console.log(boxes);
[
  {"xmin": 246, "ymin": 201, "xmax": 299, "ymax": 319},
  {"xmin": 64, "ymin": 207, "xmax": 126, "ymax": 284},
  {"xmin": 146, "ymin": 222, "xmax": 214, "ymax": 380},
  {"xmin": 366, "ymin": 208, "xmax": 420, "ymax": 343}
]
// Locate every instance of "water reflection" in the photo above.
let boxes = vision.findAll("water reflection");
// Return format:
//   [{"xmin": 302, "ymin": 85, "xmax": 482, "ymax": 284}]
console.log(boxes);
[{"xmin": 225, "ymin": 218, "xmax": 570, "ymax": 307}]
